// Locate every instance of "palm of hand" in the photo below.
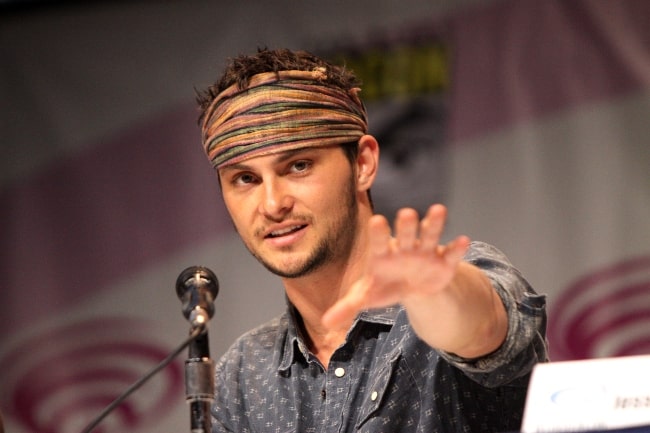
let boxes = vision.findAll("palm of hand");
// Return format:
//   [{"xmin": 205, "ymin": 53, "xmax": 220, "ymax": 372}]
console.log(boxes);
[{"xmin": 323, "ymin": 205, "xmax": 469, "ymax": 327}]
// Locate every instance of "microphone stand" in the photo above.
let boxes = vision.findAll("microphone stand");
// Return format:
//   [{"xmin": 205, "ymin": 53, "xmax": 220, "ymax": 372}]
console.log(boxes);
[
  {"xmin": 176, "ymin": 265, "xmax": 219, "ymax": 433},
  {"xmin": 184, "ymin": 322, "xmax": 214, "ymax": 433}
]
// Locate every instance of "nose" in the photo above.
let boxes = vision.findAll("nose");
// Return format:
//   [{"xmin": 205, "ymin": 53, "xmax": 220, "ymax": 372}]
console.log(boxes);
[{"xmin": 258, "ymin": 178, "xmax": 293, "ymax": 220}]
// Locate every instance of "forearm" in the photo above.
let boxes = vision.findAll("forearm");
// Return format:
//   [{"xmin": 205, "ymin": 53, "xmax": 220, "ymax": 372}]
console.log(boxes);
[{"xmin": 402, "ymin": 261, "xmax": 508, "ymax": 359}]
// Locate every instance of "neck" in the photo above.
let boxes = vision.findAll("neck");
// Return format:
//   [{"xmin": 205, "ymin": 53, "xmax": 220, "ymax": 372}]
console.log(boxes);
[{"xmin": 282, "ymin": 211, "xmax": 371, "ymax": 366}]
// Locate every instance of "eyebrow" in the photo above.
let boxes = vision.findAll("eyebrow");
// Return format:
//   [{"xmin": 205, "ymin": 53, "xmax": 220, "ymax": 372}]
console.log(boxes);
[{"xmin": 220, "ymin": 147, "xmax": 318, "ymax": 173}]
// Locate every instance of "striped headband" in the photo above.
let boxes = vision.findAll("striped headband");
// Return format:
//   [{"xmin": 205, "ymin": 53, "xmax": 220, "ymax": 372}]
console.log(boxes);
[{"xmin": 201, "ymin": 68, "xmax": 368, "ymax": 169}]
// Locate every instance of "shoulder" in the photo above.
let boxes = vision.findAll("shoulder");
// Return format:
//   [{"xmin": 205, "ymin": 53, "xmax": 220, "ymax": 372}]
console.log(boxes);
[
  {"xmin": 216, "ymin": 313, "xmax": 289, "ymax": 370},
  {"xmin": 464, "ymin": 241, "xmax": 513, "ymax": 268}
]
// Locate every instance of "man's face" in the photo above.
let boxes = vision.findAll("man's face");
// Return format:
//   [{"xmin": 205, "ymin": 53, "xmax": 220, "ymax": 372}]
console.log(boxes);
[{"xmin": 218, "ymin": 146, "xmax": 359, "ymax": 278}]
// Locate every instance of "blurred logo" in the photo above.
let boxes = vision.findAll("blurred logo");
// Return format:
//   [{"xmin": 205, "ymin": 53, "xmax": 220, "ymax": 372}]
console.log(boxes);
[
  {"xmin": 0, "ymin": 317, "xmax": 183, "ymax": 433},
  {"xmin": 549, "ymin": 255, "xmax": 650, "ymax": 360}
]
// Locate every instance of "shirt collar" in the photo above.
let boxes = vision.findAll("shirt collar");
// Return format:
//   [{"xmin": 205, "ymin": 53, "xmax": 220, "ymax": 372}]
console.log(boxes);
[{"xmin": 278, "ymin": 303, "xmax": 401, "ymax": 372}]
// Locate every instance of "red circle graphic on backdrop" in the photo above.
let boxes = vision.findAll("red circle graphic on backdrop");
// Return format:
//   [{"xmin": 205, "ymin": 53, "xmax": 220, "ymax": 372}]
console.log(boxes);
[{"xmin": 548, "ymin": 254, "xmax": 650, "ymax": 361}]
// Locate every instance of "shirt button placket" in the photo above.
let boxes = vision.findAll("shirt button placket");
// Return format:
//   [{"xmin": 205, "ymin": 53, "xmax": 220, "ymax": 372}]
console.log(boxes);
[{"xmin": 323, "ymin": 364, "xmax": 350, "ymax": 429}]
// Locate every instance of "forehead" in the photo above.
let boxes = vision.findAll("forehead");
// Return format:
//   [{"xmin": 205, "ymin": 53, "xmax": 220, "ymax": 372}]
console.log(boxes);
[{"xmin": 218, "ymin": 145, "xmax": 344, "ymax": 173}]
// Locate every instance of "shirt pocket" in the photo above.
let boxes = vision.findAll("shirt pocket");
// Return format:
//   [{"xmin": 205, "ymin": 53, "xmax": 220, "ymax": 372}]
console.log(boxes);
[{"xmin": 355, "ymin": 349, "xmax": 418, "ymax": 430}]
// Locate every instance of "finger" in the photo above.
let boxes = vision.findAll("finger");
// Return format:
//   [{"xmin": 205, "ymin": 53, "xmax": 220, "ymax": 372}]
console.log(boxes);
[
  {"xmin": 394, "ymin": 208, "xmax": 419, "ymax": 251},
  {"xmin": 368, "ymin": 214, "xmax": 392, "ymax": 256},
  {"xmin": 420, "ymin": 204, "xmax": 447, "ymax": 251},
  {"xmin": 443, "ymin": 235, "xmax": 471, "ymax": 266}
]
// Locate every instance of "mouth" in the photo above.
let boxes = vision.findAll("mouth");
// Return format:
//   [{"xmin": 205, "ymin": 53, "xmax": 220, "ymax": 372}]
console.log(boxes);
[{"xmin": 265, "ymin": 224, "xmax": 307, "ymax": 239}]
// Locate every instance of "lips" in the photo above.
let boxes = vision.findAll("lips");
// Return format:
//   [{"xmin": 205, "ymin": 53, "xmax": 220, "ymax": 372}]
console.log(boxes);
[{"xmin": 265, "ymin": 224, "xmax": 307, "ymax": 238}]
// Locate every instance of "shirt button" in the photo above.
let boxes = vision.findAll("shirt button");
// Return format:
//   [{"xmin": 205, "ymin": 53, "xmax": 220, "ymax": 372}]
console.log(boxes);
[
  {"xmin": 334, "ymin": 367, "xmax": 345, "ymax": 377},
  {"xmin": 371, "ymin": 391, "xmax": 378, "ymax": 401}
]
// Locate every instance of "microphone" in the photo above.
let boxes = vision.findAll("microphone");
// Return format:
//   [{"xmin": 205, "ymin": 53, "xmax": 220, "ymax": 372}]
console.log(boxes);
[
  {"xmin": 176, "ymin": 266, "xmax": 219, "ymax": 328},
  {"xmin": 176, "ymin": 266, "xmax": 219, "ymax": 433}
]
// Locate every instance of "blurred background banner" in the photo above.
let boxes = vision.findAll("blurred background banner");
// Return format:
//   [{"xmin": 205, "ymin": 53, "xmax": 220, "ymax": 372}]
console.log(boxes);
[{"xmin": 1, "ymin": 0, "xmax": 649, "ymax": 432}]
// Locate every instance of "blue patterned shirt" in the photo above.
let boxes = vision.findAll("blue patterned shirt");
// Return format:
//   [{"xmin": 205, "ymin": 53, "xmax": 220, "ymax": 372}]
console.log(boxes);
[{"xmin": 211, "ymin": 242, "xmax": 548, "ymax": 432}]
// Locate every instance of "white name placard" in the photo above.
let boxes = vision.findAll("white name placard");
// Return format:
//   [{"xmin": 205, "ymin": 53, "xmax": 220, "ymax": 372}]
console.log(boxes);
[{"xmin": 521, "ymin": 355, "xmax": 650, "ymax": 432}]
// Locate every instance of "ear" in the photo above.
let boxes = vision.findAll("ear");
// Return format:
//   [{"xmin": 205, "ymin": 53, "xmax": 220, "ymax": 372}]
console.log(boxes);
[{"xmin": 356, "ymin": 134, "xmax": 379, "ymax": 192}]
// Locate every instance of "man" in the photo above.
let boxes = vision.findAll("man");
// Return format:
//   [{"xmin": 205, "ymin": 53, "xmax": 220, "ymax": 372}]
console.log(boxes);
[{"xmin": 196, "ymin": 48, "xmax": 548, "ymax": 432}]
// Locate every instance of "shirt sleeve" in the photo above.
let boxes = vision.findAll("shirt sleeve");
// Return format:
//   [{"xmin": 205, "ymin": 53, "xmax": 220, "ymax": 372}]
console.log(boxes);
[{"xmin": 439, "ymin": 241, "xmax": 549, "ymax": 388}]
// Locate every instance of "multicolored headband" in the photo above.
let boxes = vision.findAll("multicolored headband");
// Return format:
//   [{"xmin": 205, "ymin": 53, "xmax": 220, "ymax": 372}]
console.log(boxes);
[{"xmin": 201, "ymin": 69, "xmax": 368, "ymax": 169}]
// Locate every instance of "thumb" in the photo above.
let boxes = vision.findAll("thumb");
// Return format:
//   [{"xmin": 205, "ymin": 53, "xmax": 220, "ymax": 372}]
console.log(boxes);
[{"xmin": 321, "ymin": 279, "xmax": 368, "ymax": 329}]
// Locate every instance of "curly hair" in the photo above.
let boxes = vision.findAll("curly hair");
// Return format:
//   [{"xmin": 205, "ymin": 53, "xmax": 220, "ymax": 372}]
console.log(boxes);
[{"xmin": 196, "ymin": 48, "xmax": 361, "ymax": 124}]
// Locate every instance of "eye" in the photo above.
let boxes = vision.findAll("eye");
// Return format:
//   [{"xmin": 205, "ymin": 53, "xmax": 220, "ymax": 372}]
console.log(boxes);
[
  {"xmin": 289, "ymin": 159, "xmax": 312, "ymax": 173},
  {"xmin": 232, "ymin": 172, "xmax": 257, "ymax": 186}
]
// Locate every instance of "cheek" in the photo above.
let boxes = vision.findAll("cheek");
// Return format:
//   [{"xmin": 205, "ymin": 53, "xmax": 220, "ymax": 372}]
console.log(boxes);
[
  {"xmin": 298, "ymin": 185, "xmax": 337, "ymax": 214},
  {"xmin": 308, "ymin": 172, "xmax": 349, "ymax": 202}
]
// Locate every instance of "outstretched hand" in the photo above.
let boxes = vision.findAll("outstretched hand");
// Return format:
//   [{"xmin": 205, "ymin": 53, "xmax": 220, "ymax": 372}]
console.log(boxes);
[{"xmin": 322, "ymin": 204, "xmax": 470, "ymax": 328}]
